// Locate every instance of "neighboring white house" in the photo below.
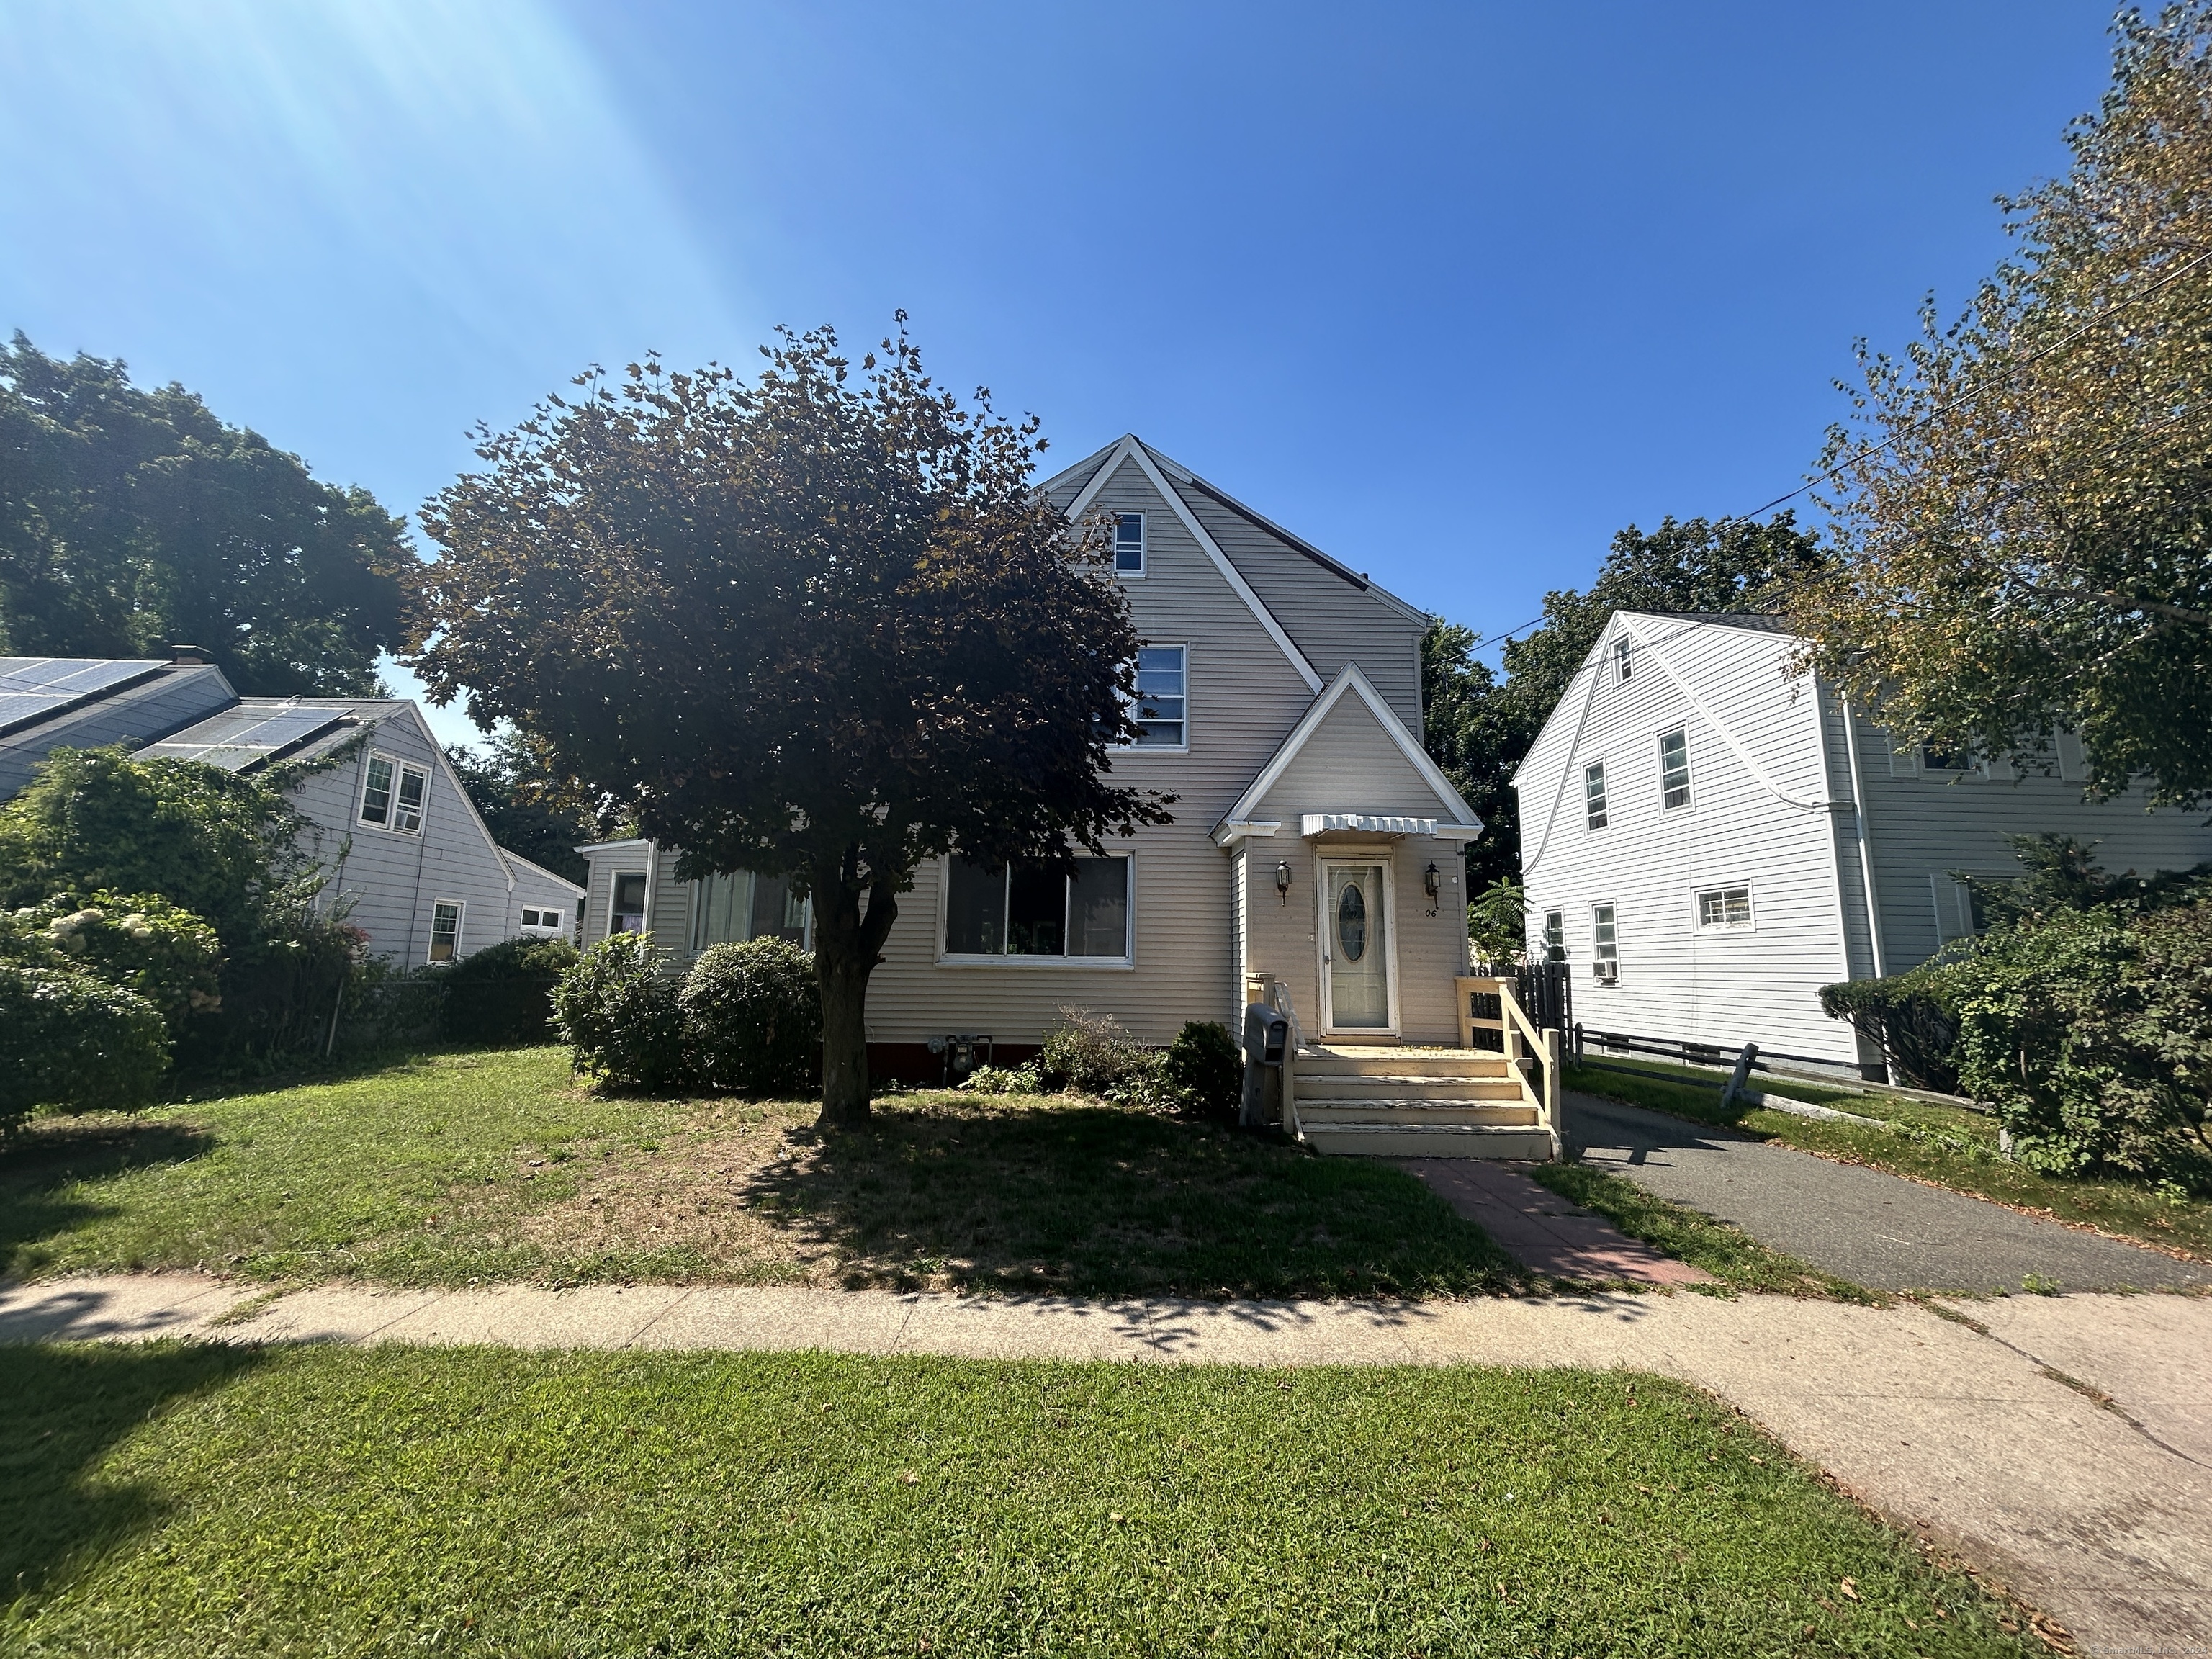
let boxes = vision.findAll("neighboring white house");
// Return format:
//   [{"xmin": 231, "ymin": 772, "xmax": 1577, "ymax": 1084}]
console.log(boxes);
[
  {"xmin": 577, "ymin": 434, "xmax": 1485, "ymax": 1078},
  {"xmin": 0, "ymin": 653, "xmax": 582, "ymax": 964},
  {"xmin": 1513, "ymin": 611, "xmax": 2212, "ymax": 1072}
]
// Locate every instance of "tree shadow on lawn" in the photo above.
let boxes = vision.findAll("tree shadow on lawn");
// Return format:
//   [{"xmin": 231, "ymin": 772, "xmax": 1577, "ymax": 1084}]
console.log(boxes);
[
  {"xmin": 738, "ymin": 1094, "xmax": 1534, "ymax": 1300},
  {"xmin": 0, "ymin": 1341, "xmax": 265, "ymax": 1613},
  {"xmin": 0, "ymin": 1117, "xmax": 215, "ymax": 1279}
]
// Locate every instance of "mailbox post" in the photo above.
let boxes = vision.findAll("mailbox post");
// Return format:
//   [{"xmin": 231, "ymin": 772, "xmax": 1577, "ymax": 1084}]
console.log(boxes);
[{"xmin": 1241, "ymin": 1002, "xmax": 1290, "ymax": 1128}]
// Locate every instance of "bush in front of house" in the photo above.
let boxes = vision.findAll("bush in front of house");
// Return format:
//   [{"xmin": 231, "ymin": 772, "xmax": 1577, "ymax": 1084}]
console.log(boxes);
[
  {"xmin": 552, "ymin": 931, "xmax": 688, "ymax": 1092},
  {"xmin": 678, "ymin": 938, "xmax": 821, "ymax": 1095},
  {"xmin": 1947, "ymin": 899, "xmax": 2212, "ymax": 1192},
  {"xmin": 1, "ymin": 890, "xmax": 224, "ymax": 1034},
  {"xmin": 1161, "ymin": 1020, "xmax": 1242, "ymax": 1120},
  {"xmin": 0, "ymin": 958, "xmax": 171, "ymax": 1130},
  {"xmin": 1817, "ymin": 964, "xmax": 1961, "ymax": 1094},
  {"xmin": 1038, "ymin": 1005, "xmax": 1149, "ymax": 1096},
  {"xmin": 440, "ymin": 935, "xmax": 582, "ymax": 1046}
]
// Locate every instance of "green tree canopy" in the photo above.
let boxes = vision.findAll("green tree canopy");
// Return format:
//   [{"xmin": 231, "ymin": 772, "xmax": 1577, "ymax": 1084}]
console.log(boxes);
[
  {"xmin": 0, "ymin": 334, "xmax": 415, "ymax": 696},
  {"xmin": 411, "ymin": 323, "xmax": 1172, "ymax": 1125},
  {"xmin": 1423, "ymin": 513, "xmax": 1824, "ymax": 889},
  {"xmin": 1799, "ymin": 3, "xmax": 2212, "ymax": 806}
]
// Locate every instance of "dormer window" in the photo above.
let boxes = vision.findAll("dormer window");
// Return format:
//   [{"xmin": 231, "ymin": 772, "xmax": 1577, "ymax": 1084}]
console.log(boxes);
[{"xmin": 1114, "ymin": 513, "xmax": 1146, "ymax": 574}]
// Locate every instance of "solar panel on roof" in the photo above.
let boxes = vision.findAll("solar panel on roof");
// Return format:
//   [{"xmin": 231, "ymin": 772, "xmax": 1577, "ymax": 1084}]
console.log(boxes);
[
  {"xmin": 139, "ymin": 705, "xmax": 352, "ymax": 772},
  {"xmin": 0, "ymin": 657, "xmax": 168, "ymax": 738}
]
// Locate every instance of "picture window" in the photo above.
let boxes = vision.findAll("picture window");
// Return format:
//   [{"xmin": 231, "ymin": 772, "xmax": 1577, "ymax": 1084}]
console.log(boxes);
[{"xmin": 943, "ymin": 855, "xmax": 1130, "ymax": 961}]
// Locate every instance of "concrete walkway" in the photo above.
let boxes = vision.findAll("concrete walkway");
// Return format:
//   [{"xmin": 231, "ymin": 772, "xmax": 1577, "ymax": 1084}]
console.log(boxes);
[
  {"xmin": 4, "ymin": 1272, "xmax": 2207, "ymax": 1655},
  {"xmin": 1396, "ymin": 1156, "xmax": 1716, "ymax": 1285},
  {"xmin": 1568, "ymin": 1091, "xmax": 2212, "ymax": 1293}
]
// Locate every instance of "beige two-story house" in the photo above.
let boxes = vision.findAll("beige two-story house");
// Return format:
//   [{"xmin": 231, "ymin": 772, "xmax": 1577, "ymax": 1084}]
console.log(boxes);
[{"xmin": 577, "ymin": 435, "xmax": 1482, "ymax": 1077}]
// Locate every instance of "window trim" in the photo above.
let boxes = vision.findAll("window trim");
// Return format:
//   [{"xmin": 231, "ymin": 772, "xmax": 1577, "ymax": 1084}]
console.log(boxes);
[
  {"xmin": 1113, "ymin": 511, "xmax": 1147, "ymax": 578},
  {"xmin": 1583, "ymin": 759, "xmax": 1610, "ymax": 831},
  {"xmin": 1658, "ymin": 727, "xmax": 1692, "ymax": 812},
  {"xmin": 1591, "ymin": 901, "xmax": 1619, "ymax": 968},
  {"xmin": 933, "ymin": 850, "xmax": 1136, "ymax": 968},
  {"xmin": 518, "ymin": 907, "xmax": 564, "ymax": 936},
  {"xmin": 426, "ymin": 898, "xmax": 464, "ymax": 964},
  {"xmin": 1693, "ymin": 883, "xmax": 1755, "ymax": 932},
  {"xmin": 609, "ymin": 870, "xmax": 649, "ymax": 935},
  {"xmin": 1614, "ymin": 639, "xmax": 1635, "ymax": 683},
  {"xmin": 359, "ymin": 750, "xmax": 428, "ymax": 835},
  {"xmin": 1541, "ymin": 908, "xmax": 1565, "ymax": 962},
  {"xmin": 1120, "ymin": 642, "xmax": 1190, "ymax": 754}
]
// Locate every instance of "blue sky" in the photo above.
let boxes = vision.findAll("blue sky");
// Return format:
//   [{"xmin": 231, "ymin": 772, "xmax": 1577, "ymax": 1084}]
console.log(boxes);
[{"xmin": 2, "ymin": 1, "xmax": 2113, "ymax": 747}]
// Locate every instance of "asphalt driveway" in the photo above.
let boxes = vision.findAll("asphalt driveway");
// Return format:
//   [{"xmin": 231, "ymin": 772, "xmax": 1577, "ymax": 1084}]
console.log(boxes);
[{"xmin": 1565, "ymin": 1091, "xmax": 2212, "ymax": 1294}]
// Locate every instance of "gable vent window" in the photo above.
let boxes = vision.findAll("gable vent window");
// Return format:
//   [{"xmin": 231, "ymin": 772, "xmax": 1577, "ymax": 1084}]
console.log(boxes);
[
  {"xmin": 1659, "ymin": 728, "xmax": 1691, "ymax": 811},
  {"xmin": 1129, "ymin": 645, "xmax": 1186, "ymax": 747},
  {"xmin": 1584, "ymin": 762, "xmax": 1609, "ymax": 830},
  {"xmin": 1696, "ymin": 885, "xmax": 1753, "ymax": 930},
  {"xmin": 1614, "ymin": 640, "xmax": 1635, "ymax": 682},
  {"xmin": 1115, "ymin": 513, "xmax": 1146, "ymax": 574}
]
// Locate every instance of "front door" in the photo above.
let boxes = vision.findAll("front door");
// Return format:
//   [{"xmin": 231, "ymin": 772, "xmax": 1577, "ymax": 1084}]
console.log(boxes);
[{"xmin": 1322, "ymin": 860, "xmax": 1392, "ymax": 1033}]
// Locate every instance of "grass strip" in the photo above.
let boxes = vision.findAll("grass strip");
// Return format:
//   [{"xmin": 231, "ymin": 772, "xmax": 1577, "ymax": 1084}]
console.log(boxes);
[
  {"xmin": 1524, "ymin": 1161, "xmax": 1884, "ymax": 1303},
  {"xmin": 1, "ymin": 1342, "xmax": 2041, "ymax": 1658},
  {"xmin": 0, "ymin": 1049, "xmax": 1529, "ymax": 1300},
  {"xmin": 1565, "ymin": 1061, "xmax": 2212, "ymax": 1262}
]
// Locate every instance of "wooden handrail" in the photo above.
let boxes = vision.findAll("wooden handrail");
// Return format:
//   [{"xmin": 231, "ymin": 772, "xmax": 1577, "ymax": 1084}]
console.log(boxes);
[{"xmin": 1455, "ymin": 975, "xmax": 1563, "ymax": 1160}]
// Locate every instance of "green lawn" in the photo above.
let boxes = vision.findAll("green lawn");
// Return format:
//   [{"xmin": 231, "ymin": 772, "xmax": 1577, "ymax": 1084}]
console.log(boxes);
[
  {"xmin": 1, "ymin": 1343, "xmax": 2041, "ymax": 1658},
  {"xmin": 1, "ymin": 1047, "xmax": 1530, "ymax": 1299},
  {"xmin": 1566, "ymin": 1056, "xmax": 2212, "ymax": 1263}
]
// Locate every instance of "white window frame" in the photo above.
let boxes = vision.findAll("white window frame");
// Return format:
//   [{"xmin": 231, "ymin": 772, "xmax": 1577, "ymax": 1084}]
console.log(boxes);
[
  {"xmin": 1583, "ymin": 760, "xmax": 1609, "ymax": 831},
  {"xmin": 1541, "ymin": 909, "xmax": 1565, "ymax": 961},
  {"xmin": 934, "ymin": 852, "xmax": 1136, "ymax": 968},
  {"xmin": 1112, "ymin": 511, "xmax": 1147, "ymax": 577},
  {"xmin": 1614, "ymin": 639, "xmax": 1635, "ymax": 683},
  {"xmin": 427, "ymin": 898, "xmax": 464, "ymax": 963},
  {"xmin": 1591, "ymin": 902, "xmax": 1619, "ymax": 974},
  {"xmin": 360, "ymin": 751, "xmax": 428, "ymax": 835},
  {"xmin": 1658, "ymin": 727, "xmax": 1691, "ymax": 811},
  {"xmin": 609, "ymin": 871, "xmax": 648, "ymax": 935},
  {"xmin": 1919, "ymin": 742, "xmax": 1987, "ymax": 780},
  {"xmin": 1693, "ymin": 884, "xmax": 1755, "ymax": 932},
  {"xmin": 518, "ymin": 907, "xmax": 563, "ymax": 936},
  {"xmin": 1121, "ymin": 642, "xmax": 1189, "ymax": 753}
]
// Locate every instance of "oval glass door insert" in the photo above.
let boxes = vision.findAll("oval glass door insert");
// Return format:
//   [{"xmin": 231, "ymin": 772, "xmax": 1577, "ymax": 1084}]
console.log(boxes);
[{"xmin": 1336, "ymin": 881, "xmax": 1367, "ymax": 961}]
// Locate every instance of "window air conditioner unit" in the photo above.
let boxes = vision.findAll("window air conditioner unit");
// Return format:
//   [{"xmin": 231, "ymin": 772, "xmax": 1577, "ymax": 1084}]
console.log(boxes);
[{"xmin": 1591, "ymin": 960, "xmax": 1618, "ymax": 984}]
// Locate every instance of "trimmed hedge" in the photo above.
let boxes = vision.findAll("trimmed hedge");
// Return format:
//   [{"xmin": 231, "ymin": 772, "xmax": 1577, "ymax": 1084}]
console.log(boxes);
[
  {"xmin": 678, "ymin": 938, "xmax": 821, "ymax": 1095},
  {"xmin": 1817, "ymin": 966, "xmax": 1961, "ymax": 1093},
  {"xmin": 0, "ymin": 961, "xmax": 170, "ymax": 1128}
]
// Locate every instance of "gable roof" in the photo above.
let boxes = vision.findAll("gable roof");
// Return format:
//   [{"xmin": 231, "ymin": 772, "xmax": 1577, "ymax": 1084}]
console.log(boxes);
[
  {"xmin": 1215, "ymin": 662, "xmax": 1481, "ymax": 841},
  {"xmin": 501, "ymin": 846, "xmax": 588, "ymax": 899},
  {"xmin": 1064, "ymin": 435, "xmax": 1325, "ymax": 693}
]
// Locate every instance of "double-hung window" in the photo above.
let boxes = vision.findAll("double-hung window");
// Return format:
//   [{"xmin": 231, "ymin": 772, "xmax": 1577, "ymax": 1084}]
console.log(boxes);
[
  {"xmin": 1541, "ymin": 909, "xmax": 1565, "ymax": 961},
  {"xmin": 428, "ymin": 900, "xmax": 463, "ymax": 963},
  {"xmin": 1695, "ymin": 885, "xmax": 1753, "ymax": 930},
  {"xmin": 1129, "ymin": 646, "xmax": 1186, "ymax": 747},
  {"xmin": 943, "ymin": 855, "xmax": 1130, "ymax": 961},
  {"xmin": 1584, "ymin": 762, "xmax": 1609, "ymax": 830},
  {"xmin": 1114, "ymin": 513, "xmax": 1146, "ymax": 574},
  {"xmin": 360, "ymin": 754, "xmax": 428, "ymax": 834},
  {"xmin": 1614, "ymin": 640, "xmax": 1635, "ymax": 682},
  {"xmin": 1659, "ymin": 728, "xmax": 1691, "ymax": 810},
  {"xmin": 1591, "ymin": 903, "xmax": 1618, "ymax": 972},
  {"xmin": 610, "ymin": 872, "xmax": 647, "ymax": 934}
]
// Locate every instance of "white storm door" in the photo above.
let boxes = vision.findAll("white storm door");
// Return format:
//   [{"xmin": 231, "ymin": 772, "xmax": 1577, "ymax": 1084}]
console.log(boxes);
[{"xmin": 1321, "ymin": 861, "xmax": 1393, "ymax": 1032}]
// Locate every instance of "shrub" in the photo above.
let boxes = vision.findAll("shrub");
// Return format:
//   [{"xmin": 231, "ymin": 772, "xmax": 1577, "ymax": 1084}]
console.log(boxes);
[
  {"xmin": 0, "ymin": 960, "xmax": 170, "ymax": 1128},
  {"xmin": 1037, "ymin": 1005, "xmax": 1148, "ymax": 1095},
  {"xmin": 1160, "ymin": 1020, "xmax": 1242, "ymax": 1120},
  {"xmin": 958, "ymin": 1062, "xmax": 1040, "ymax": 1096},
  {"xmin": 678, "ymin": 938, "xmax": 821, "ymax": 1095},
  {"xmin": 551, "ymin": 932, "xmax": 688, "ymax": 1092},
  {"xmin": 1817, "ymin": 964, "xmax": 1961, "ymax": 1093},
  {"xmin": 440, "ymin": 935, "xmax": 581, "ymax": 1045},
  {"xmin": 1948, "ymin": 901, "xmax": 2212, "ymax": 1191},
  {"xmin": 0, "ymin": 890, "xmax": 223, "ymax": 1033}
]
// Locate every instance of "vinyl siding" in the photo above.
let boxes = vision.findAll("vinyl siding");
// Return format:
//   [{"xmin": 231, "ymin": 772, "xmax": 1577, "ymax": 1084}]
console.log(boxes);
[
  {"xmin": 504, "ymin": 856, "xmax": 586, "ymax": 936},
  {"xmin": 1175, "ymin": 490, "xmax": 1426, "ymax": 733},
  {"xmin": 295, "ymin": 709, "xmax": 516, "ymax": 964},
  {"xmin": 1516, "ymin": 615, "xmax": 1858, "ymax": 1064},
  {"xmin": 1853, "ymin": 715, "xmax": 2212, "ymax": 971}
]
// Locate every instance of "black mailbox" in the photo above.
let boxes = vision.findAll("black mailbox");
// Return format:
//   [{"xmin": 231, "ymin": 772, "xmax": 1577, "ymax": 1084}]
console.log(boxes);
[{"xmin": 1243, "ymin": 1002, "xmax": 1288, "ymax": 1067}]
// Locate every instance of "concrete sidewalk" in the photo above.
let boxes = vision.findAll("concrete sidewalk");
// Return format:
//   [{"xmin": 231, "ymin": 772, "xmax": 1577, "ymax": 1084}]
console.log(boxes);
[
  {"xmin": 4, "ymin": 1272, "xmax": 2207, "ymax": 1655},
  {"xmin": 1569, "ymin": 1090, "xmax": 2212, "ymax": 1293}
]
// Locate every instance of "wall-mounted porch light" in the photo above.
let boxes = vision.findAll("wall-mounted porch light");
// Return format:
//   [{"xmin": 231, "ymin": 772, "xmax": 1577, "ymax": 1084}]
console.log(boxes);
[
  {"xmin": 1274, "ymin": 859, "xmax": 1292, "ymax": 904},
  {"xmin": 1424, "ymin": 860, "xmax": 1442, "ymax": 916}
]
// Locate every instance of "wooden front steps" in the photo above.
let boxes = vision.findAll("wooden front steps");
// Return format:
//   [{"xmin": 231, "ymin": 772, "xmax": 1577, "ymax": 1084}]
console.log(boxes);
[{"xmin": 1295, "ymin": 1045, "xmax": 1555, "ymax": 1161}]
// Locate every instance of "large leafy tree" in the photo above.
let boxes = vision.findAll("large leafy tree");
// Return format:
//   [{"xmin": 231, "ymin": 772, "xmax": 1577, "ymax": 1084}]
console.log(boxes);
[
  {"xmin": 413, "ymin": 323, "xmax": 1171, "ymax": 1125},
  {"xmin": 0, "ymin": 334, "xmax": 414, "ymax": 696},
  {"xmin": 1799, "ymin": 2, "xmax": 2212, "ymax": 805},
  {"xmin": 1424, "ymin": 513, "xmax": 1824, "ymax": 888}
]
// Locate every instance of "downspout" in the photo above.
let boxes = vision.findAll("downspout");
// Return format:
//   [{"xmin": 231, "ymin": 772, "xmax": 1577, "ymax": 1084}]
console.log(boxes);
[
  {"xmin": 643, "ymin": 840, "xmax": 662, "ymax": 963},
  {"xmin": 1840, "ymin": 696, "xmax": 1888, "ymax": 979}
]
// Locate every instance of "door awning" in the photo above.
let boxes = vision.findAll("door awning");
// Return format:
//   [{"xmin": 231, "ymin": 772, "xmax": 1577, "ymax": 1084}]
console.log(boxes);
[{"xmin": 1302, "ymin": 814, "xmax": 1431, "ymax": 837}]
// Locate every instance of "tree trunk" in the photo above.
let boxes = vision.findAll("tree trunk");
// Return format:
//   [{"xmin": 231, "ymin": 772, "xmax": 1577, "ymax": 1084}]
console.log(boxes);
[{"xmin": 812, "ymin": 853, "xmax": 900, "ymax": 1130}]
